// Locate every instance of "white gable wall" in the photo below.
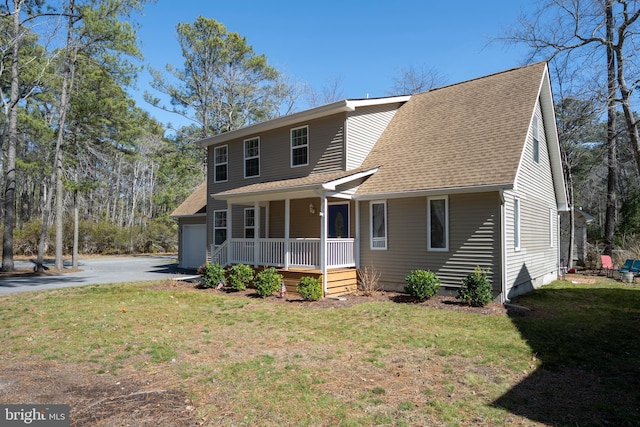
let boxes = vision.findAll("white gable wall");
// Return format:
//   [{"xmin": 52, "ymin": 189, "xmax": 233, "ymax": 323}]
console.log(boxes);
[
  {"xmin": 345, "ymin": 104, "xmax": 403, "ymax": 170},
  {"xmin": 504, "ymin": 99, "xmax": 559, "ymax": 300}
]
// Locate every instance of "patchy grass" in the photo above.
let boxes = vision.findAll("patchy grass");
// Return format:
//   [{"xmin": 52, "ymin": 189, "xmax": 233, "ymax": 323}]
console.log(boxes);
[{"xmin": 0, "ymin": 278, "xmax": 639, "ymax": 426}]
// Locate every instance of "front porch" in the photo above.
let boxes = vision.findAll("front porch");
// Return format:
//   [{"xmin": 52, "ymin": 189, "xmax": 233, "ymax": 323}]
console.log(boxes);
[{"xmin": 211, "ymin": 238, "xmax": 358, "ymax": 297}]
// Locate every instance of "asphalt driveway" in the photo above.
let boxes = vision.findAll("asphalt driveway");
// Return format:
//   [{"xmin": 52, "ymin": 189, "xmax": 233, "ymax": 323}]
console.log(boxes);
[{"xmin": 0, "ymin": 255, "xmax": 194, "ymax": 295}]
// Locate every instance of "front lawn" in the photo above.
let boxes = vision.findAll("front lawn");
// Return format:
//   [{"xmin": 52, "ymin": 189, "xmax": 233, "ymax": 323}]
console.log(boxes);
[{"xmin": 0, "ymin": 277, "xmax": 638, "ymax": 426}]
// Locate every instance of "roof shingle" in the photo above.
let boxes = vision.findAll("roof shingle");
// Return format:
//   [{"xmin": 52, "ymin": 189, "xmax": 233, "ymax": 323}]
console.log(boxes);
[{"xmin": 357, "ymin": 62, "xmax": 547, "ymax": 196}]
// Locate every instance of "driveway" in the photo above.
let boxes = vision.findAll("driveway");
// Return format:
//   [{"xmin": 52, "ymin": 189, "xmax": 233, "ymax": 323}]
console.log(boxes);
[{"xmin": 0, "ymin": 255, "xmax": 195, "ymax": 295}]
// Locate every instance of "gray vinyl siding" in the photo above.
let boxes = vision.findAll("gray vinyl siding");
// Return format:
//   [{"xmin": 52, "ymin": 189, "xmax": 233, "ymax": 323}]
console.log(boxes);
[
  {"xmin": 505, "ymin": 99, "xmax": 559, "ymax": 298},
  {"xmin": 346, "ymin": 104, "xmax": 403, "ymax": 169},
  {"xmin": 205, "ymin": 113, "xmax": 346, "ymax": 247},
  {"xmin": 359, "ymin": 193, "xmax": 501, "ymax": 293}
]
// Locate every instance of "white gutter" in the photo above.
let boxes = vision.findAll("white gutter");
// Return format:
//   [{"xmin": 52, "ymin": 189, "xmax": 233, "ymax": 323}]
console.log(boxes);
[{"xmin": 354, "ymin": 183, "xmax": 514, "ymax": 201}]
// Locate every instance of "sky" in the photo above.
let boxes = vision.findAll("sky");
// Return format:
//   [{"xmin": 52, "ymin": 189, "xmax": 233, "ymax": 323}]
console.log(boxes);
[{"xmin": 132, "ymin": 0, "xmax": 537, "ymax": 130}]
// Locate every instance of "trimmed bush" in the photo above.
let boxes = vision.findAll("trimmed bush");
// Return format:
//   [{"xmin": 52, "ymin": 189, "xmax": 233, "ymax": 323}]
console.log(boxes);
[
  {"xmin": 254, "ymin": 267, "xmax": 283, "ymax": 298},
  {"xmin": 200, "ymin": 263, "xmax": 226, "ymax": 289},
  {"xmin": 405, "ymin": 269, "xmax": 440, "ymax": 300},
  {"xmin": 297, "ymin": 276, "xmax": 322, "ymax": 301},
  {"xmin": 227, "ymin": 264, "xmax": 254, "ymax": 291},
  {"xmin": 457, "ymin": 266, "xmax": 493, "ymax": 307}
]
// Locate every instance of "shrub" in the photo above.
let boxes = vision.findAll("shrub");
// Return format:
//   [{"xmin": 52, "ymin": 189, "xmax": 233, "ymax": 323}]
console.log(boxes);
[
  {"xmin": 254, "ymin": 267, "xmax": 283, "ymax": 298},
  {"xmin": 200, "ymin": 263, "xmax": 226, "ymax": 289},
  {"xmin": 357, "ymin": 265, "xmax": 382, "ymax": 296},
  {"xmin": 297, "ymin": 276, "xmax": 322, "ymax": 301},
  {"xmin": 404, "ymin": 269, "xmax": 440, "ymax": 300},
  {"xmin": 227, "ymin": 264, "xmax": 254, "ymax": 291},
  {"xmin": 457, "ymin": 266, "xmax": 493, "ymax": 307}
]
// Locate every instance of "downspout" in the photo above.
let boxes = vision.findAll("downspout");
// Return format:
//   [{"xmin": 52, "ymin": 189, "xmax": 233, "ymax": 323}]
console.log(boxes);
[
  {"xmin": 320, "ymin": 194, "xmax": 328, "ymax": 296},
  {"xmin": 355, "ymin": 200, "xmax": 360, "ymax": 269},
  {"xmin": 499, "ymin": 190, "xmax": 509, "ymax": 303}
]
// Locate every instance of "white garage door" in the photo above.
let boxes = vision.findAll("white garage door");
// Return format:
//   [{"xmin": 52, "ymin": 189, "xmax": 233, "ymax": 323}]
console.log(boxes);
[{"xmin": 181, "ymin": 224, "xmax": 207, "ymax": 269}]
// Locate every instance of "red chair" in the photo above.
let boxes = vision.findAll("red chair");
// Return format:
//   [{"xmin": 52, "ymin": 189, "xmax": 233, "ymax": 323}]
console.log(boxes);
[{"xmin": 601, "ymin": 255, "xmax": 614, "ymax": 277}]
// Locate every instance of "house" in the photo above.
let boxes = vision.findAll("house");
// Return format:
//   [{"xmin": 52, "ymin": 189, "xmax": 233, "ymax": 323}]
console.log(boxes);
[
  {"xmin": 170, "ymin": 181, "xmax": 207, "ymax": 269},
  {"xmin": 560, "ymin": 207, "xmax": 594, "ymax": 268},
  {"xmin": 178, "ymin": 61, "xmax": 566, "ymax": 302}
]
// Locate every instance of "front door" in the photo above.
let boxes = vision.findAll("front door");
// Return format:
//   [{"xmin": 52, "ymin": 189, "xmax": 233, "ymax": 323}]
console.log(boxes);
[{"xmin": 328, "ymin": 203, "xmax": 349, "ymax": 238}]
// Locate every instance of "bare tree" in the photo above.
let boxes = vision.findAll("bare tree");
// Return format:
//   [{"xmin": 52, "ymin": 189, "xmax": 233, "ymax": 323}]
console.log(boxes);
[{"xmin": 388, "ymin": 64, "xmax": 447, "ymax": 95}]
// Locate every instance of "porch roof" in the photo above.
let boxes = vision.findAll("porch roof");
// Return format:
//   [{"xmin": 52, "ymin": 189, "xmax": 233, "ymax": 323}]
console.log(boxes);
[{"xmin": 211, "ymin": 167, "xmax": 378, "ymax": 203}]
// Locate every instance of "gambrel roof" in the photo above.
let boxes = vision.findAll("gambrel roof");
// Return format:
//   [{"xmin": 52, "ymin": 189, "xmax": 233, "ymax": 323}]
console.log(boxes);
[{"xmin": 355, "ymin": 61, "xmax": 566, "ymax": 209}]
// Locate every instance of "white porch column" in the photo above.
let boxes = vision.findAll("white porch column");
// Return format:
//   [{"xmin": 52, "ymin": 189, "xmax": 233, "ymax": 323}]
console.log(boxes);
[
  {"xmin": 227, "ymin": 203, "xmax": 233, "ymax": 265},
  {"xmin": 320, "ymin": 195, "xmax": 328, "ymax": 295},
  {"xmin": 284, "ymin": 198, "xmax": 290, "ymax": 270},
  {"xmin": 254, "ymin": 200, "xmax": 260, "ymax": 267},
  {"xmin": 355, "ymin": 200, "xmax": 360, "ymax": 268}
]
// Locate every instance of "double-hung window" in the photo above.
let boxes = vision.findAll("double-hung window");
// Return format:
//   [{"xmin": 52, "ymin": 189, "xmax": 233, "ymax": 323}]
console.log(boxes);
[
  {"xmin": 214, "ymin": 145, "xmax": 228, "ymax": 183},
  {"xmin": 244, "ymin": 137, "xmax": 260, "ymax": 178},
  {"xmin": 291, "ymin": 126, "xmax": 309, "ymax": 167},
  {"xmin": 428, "ymin": 196, "xmax": 448, "ymax": 251},
  {"xmin": 514, "ymin": 197, "xmax": 521, "ymax": 251},
  {"xmin": 244, "ymin": 208, "xmax": 256, "ymax": 239},
  {"xmin": 532, "ymin": 115, "xmax": 539, "ymax": 163},
  {"xmin": 370, "ymin": 201, "xmax": 387, "ymax": 250},
  {"xmin": 213, "ymin": 210, "xmax": 227, "ymax": 246}
]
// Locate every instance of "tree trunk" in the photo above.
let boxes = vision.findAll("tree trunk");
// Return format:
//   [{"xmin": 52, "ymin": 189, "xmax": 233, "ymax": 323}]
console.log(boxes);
[
  {"xmin": 2, "ymin": 0, "xmax": 22, "ymax": 272},
  {"xmin": 72, "ymin": 188, "xmax": 78, "ymax": 269},
  {"xmin": 604, "ymin": 0, "xmax": 617, "ymax": 257}
]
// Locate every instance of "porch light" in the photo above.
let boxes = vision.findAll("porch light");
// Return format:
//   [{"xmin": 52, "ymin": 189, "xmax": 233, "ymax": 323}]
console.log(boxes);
[{"xmin": 309, "ymin": 203, "xmax": 315, "ymax": 214}]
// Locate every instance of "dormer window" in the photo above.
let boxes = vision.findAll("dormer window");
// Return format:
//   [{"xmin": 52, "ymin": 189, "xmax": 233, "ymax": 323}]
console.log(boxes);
[{"xmin": 291, "ymin": 126, "xmax": 309, "ymax": 167}]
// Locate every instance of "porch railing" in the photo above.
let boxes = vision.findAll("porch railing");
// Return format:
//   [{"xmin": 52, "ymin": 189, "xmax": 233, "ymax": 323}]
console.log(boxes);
[{"xmin": 211, "ymin": 238, "xmax": 355, "ymax": 269}]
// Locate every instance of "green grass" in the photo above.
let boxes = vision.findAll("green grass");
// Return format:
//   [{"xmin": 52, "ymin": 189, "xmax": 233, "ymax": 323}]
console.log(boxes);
[{"xmin": 1, "ymin": 279, "xmax": 639, "ymax": 426}]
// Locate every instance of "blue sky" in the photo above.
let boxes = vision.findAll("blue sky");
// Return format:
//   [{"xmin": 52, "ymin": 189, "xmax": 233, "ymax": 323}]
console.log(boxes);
[{"xmin": 133, "ymin": 0, "xmax": 536, "ymax": 129}]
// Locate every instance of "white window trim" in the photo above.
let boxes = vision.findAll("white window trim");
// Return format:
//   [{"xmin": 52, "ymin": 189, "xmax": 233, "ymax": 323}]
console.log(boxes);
[
  {"xmin": 214, "ymin": 145, "xmax": 228, "ymax": 183},
  {"xmin": 370, "ymin": 200, "xmax": 387, "ymax": 250},
  {"xmin": 290, "ymin": 125, "xmax": 309, "ymax": 168},
  {"xmin": 427, "ymin": 195, "xmax": 449, "ymax": 252},
  {"xmin": 244, "ymin": 207, "xmax": 256, "ymax": 239},
  {"xmin": 532, "ymin": 115, "xmax": 540, "ymax": 164},
  {"xmin": 514, "ymin": 197, "xmax": 521, "ymax": 252},
  {"xmin": 213, "ymin": 209, "xmax": 227, "ymax": 246},
  {"xmin": 243, "ymin": 137, "xmax": 260, "ymax": 178}
]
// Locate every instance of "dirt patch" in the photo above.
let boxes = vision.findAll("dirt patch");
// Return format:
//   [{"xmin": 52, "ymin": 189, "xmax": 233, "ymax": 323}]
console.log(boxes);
[{"xmin": 0, "ymin": 359, "xmax": 197, "ymax": 426}]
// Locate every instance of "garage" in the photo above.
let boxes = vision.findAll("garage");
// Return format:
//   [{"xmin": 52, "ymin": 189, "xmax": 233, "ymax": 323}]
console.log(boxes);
[{"xmin": 181, "ymin": 224, "xmax": 207, "ymax": 269}]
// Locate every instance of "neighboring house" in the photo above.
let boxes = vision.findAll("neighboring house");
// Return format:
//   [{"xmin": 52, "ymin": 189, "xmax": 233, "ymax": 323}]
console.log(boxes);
[
  {"xmin": 179, "ymin": 61, "xmax": 566, "ymax": 302},
  {"xmin": 170, "ymin": 181, "xmax": 207, "ymax": 269},
  {"xmin": 560, "ymin": 208, "xmax": 594, "ymax": 267}
]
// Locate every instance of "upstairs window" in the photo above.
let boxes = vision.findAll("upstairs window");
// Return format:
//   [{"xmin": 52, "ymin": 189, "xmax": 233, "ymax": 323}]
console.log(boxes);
[
  {"xmin": 214, "ymin": 145, "xmax": 228, "ymax": 183},
  {"xmin": 532, "ymin": 115, "xmax": 539, "ymax": 163},
  {"xmin": 291, "ymin": 126, "xmax": 309, "ymax": 167},
  {"xmin": 370, "ymin": 201, "xmax": 387, "ymax": 250},
  {"xmin": 428, "ymin": 196, "xmax": 448, "ymax": 251},
  {"xmin": 244, "ymin": 137, "xmax": 260, "ymax": 178},
  {"xmin": 514, "ymin": 197, "xmax": 521, "ymax": 251}
]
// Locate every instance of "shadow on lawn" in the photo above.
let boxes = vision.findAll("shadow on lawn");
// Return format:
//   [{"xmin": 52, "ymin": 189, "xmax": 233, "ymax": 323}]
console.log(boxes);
[{"xmin": 494, "ymin": 286, "xmax": 640, "ymax": 426}]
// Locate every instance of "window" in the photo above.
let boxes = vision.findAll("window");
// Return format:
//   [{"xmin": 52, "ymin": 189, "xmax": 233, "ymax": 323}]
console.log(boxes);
[
  {"xmin": 291, "ymin": 126, "xmax": 309, "ymax": 167},
  {"xmin": 370, "ymin": 201, "xmax": 387, "ymax": 250},
  {"xmin": 428, "ymin": 196, "xmax": 448, "ymax": 251},
  {"xmin": 214, "ymin": 145, "xmax": 228, "ymax": 182},
  {"xmin": 549, "ymin": 208, "xmax": 554, "ymax": 248},
  {"xmin": 244, "ymin": 137, "xmax": 260, "ymax": 178},
  {"xmin": 244, "ymin": 208, "xmax": 255, "ymax": 239},
  {"xmin": 532, "ymin": 115, "xmax": 539, "ymax": 163},
  {"xmin": 213, "ymin": 210, "xmax": 227, "ymax": 246},
  {"xmin": 514, "ymin": 197, "xmax": 521, "ymax": 251}
]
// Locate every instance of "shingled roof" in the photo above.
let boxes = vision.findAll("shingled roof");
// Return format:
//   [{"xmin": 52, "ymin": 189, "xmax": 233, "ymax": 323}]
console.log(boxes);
[
  {"xmin": 356, "ymin": 62, "xmax": 549, "ymax": 197},
  {"xmin": 170, "ymin": 181, "xmax": 207, "ymax": 217}
]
